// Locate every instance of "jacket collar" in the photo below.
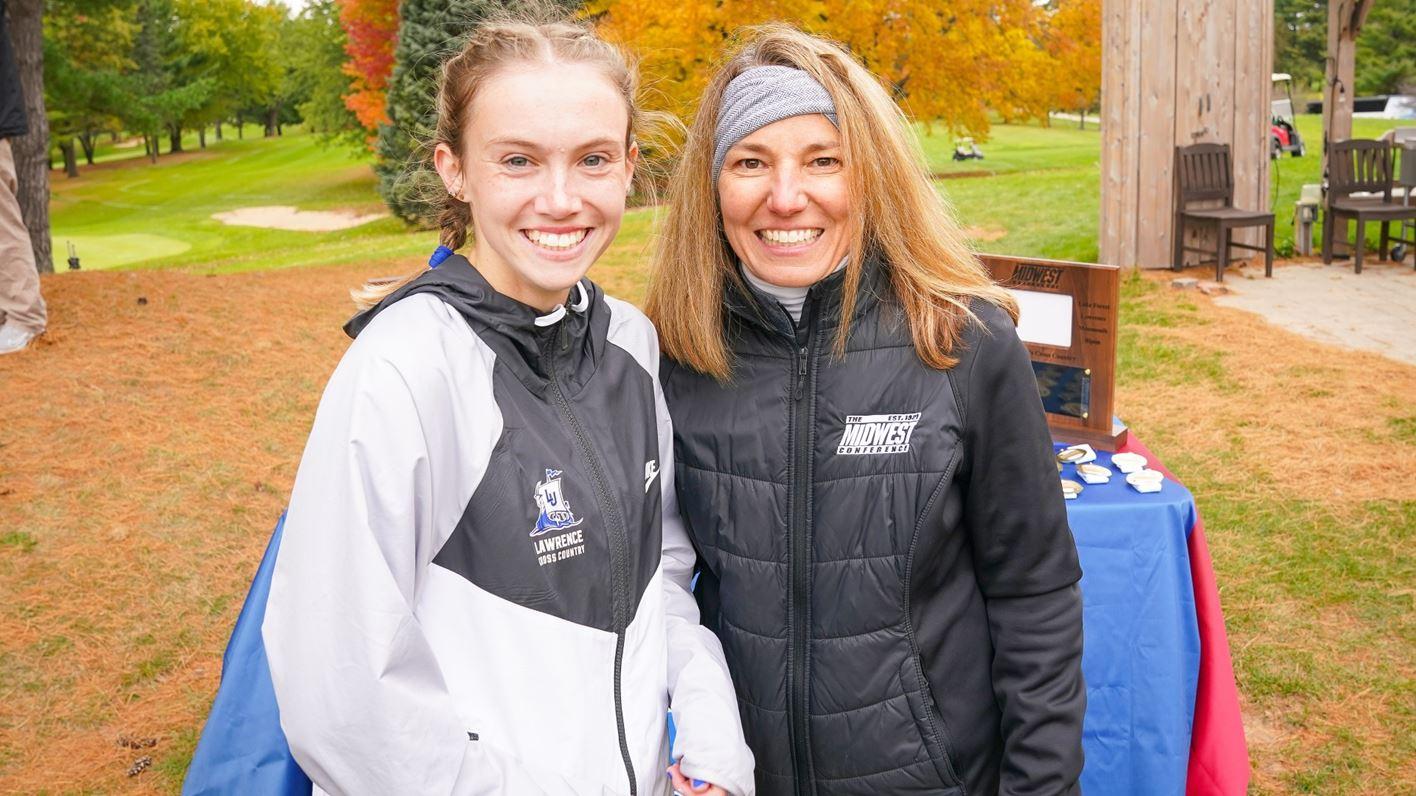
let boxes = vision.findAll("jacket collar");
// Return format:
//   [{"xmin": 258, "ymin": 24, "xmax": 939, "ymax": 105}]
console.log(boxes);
[
  {"xmin": 725, "ymin": 250, "xmax": 892, "ymax": 339},
  {"xmin": 344, "ymin": 254, "xmax": 606, "ymax": 395}
]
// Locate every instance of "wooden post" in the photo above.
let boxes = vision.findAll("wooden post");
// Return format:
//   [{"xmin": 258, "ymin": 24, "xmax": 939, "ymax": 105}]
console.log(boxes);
[
  {"xmin": 1321, "ymin": 0, "xmax": 1373, "ymax": 190},
  {"xmin": 1100, "ymin": 0, "xmax": 1273, "ymax": 269}
]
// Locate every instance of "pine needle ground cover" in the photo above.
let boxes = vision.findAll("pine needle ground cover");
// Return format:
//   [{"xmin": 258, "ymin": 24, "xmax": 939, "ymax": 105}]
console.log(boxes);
[{"xmin": 3, "ymin": 127, "xmax": 1412, "ymax": 793}]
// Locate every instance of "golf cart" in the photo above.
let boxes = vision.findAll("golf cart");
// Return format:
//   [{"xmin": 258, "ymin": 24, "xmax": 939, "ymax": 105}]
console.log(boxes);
[
  {"xmin": 1271, "ymin": 73, "xmax": 1305, "ymax": 158},
  {"xmin": 952, "ymin": 137, "xmax": 984, "ymax": 161}
]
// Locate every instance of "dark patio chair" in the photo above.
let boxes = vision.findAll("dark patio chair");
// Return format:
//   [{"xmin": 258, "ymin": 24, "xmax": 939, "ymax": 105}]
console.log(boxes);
[
  {"xmin": 1323, "ymin": 139, "xmax": 1416, "ymax": 273},
  {"xmin": 1172, "ymin": 143, "xmax": 1274, "ymax": 281}
]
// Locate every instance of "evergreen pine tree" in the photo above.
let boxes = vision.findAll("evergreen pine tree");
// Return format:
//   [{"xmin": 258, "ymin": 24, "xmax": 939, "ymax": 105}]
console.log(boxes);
[{"xmin": 374, "ymin": 0, "xmax": 579, "ymax": 225}]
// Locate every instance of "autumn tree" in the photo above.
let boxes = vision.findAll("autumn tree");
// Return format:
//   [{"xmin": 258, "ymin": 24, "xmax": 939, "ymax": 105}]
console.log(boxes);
[
  {"xmin": 588, "ymin": 0, "xmax": 1058, "ymax": 138},
  {"xmin": 338, "ymin": 0, "xmax": 399, "ymax": 133},
  {"xmin": 1044, "ymin": 0, "xmax": 1101, "ymax": 128}
]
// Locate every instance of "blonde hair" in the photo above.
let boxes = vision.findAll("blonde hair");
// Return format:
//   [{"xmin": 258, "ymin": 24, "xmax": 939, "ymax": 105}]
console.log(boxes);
[
  {"xmin": 644, "ymin": 24, "xmax": 1018, "ymax": 381},
  {"xmin": 353, "ymin": 8, "xmax": 660, "ymax": 310}
]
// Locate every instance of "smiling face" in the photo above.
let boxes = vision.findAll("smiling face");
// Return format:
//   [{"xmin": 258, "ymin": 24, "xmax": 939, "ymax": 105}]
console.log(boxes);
[
  {"xmin": 717, "ymin": 113, "xmax": 851, "ymax": 288},
  {"xmin": 433, "ymin": 61, "xmax": 636, "ymax": 312}
]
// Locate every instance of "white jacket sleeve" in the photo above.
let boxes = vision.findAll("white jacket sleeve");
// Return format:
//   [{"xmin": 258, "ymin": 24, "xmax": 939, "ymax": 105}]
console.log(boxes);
[
  {"xmin": 262, "ymin": 334, "xmax": 588, "ymax": 796},
  {"xmin": 654, "ymin": 379, "xmax": 757, "ymax": 796}
]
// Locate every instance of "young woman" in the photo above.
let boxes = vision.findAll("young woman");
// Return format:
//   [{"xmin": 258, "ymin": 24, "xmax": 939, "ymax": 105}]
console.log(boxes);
[
  {"xmin": 647, "ymin": 25, "xmax": 1085, "ymax": 795},
  {"xmin": 263, "ymin": 15, "xmax": 753, "ymax": 796}
]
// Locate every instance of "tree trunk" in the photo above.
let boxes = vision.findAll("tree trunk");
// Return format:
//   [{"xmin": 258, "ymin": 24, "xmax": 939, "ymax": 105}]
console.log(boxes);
[
  {"xmin": 58, "ymin": 139, "xmax": 77, "ymax": 177},
  {"xmin": 8, "ymin": 0, "xmax": 52, "ymax": 273},
  {"xmin": 215, "ymin": 120, "xmax": 222, "ymax": 140},
  {"xmin": 198, "ymin": 126, "xmax": 206, "ymax": 148},
  {"xmin": 147, "ymin": 132, "xmax": 157, "ymax": 163},
  {"xmin": 168, "ymin": 123, "xmax": 183, "ymax": 153},
  {"xmin": 264, "ymin": 106, "xmax": 278, "ymax": 137},
  {"xmin": 236, "ymin": 112, "xmax": 243, "ymax": 139},
  {"xmin": 78, "ymin": 130, "xmax": 95, "ymax": 164}
]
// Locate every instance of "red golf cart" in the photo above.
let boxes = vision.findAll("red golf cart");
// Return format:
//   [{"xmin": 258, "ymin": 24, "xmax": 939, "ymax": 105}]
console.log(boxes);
[{"xmin": 1271, "ymin": 73, "xmax": 1305, "ymax": 158}]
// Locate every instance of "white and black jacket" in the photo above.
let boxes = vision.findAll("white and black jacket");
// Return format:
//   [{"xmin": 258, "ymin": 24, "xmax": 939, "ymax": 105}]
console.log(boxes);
[
  {"xmin": 262, "ymin": 255, "xmax": 755, "ymax": 796},
  {"xmin": 662, "ymin": 257, "xmax": 1085, "ymax": 795}
]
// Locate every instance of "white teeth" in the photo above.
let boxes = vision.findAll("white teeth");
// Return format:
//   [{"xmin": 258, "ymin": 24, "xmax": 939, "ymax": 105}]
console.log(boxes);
[
  {"xmin": 760, "ymin": 229, "xmax": 822, "ymax": 245},
  {"xmin": 526, "ymin": 229, "xmax": 588, "ymax": 250}
]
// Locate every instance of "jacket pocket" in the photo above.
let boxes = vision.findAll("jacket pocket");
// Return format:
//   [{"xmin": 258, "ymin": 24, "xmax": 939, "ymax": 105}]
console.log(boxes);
[{"xmin": 899, "ymin": 655, "xmax": 965, "ymax": 794}]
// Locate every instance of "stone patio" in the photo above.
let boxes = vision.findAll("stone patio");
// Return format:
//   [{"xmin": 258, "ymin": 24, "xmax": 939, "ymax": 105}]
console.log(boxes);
[{"xmin": 1204, "ymin": 258, "xmax": 1416, "ymax": 366}]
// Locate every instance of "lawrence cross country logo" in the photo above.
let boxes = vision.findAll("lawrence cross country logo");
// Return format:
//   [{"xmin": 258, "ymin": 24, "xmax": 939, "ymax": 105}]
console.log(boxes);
[
  {"xmin": 531, "ymin": 468, "xmax": 585, "ymax": 537},
  {"xmin": 837, "ymin": 412, "xmax": 922, "ymax": 455}
]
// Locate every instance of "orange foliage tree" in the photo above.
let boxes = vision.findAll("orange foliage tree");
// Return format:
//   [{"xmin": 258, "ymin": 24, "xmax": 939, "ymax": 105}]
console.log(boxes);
[
  {"xmin": 587, "ymin": 0, "xmax": 1062, "ymax": 137},
  {"xmin": 338, "ymin": 0, "xmax": 399, "ymax": 132},
  {"xmin": 1043, "ymin": 0, "xmax": 1102, "ymax": 125}
]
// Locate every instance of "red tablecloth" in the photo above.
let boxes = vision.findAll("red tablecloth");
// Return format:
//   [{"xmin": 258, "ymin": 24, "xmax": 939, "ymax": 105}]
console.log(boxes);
[{"xmin": 1120, "ymin": 433, "xmax": 1249, "ymax": 795}]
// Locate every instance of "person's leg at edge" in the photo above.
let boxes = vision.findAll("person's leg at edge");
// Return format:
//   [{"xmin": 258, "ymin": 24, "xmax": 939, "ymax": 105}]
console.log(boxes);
[{"xmin": 0, "ymin": 137, "xmax": 46, "ymax": 353}]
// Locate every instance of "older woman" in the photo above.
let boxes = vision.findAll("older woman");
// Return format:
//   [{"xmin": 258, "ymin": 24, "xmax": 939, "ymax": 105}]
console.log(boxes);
[{"xmin": 646, "ymin": 25, "xmax": 1085, "ymax": 796}]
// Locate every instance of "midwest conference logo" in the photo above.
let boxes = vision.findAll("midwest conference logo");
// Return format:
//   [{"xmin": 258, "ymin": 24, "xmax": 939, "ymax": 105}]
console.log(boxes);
[
  {"xmin": 837, "ymin": 412, "xmax": 922, "ymax": 455},
  {"xmin": 1008, "ymin": 264, "xmax": 1065, "ymax": 290}
]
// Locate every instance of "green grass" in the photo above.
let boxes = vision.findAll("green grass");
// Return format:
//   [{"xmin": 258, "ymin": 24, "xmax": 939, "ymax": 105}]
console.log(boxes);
[
  {"xmin": 0, "ymin": 531, "xmax": 38, "ymax": 553},
  {"xmin": 918, "ymin": 120, "xmax": 1105, "ymax": 176},
  {"xmin": 50, "ymin": 125, "xmax": 432, "ymax": 275},
  {"xmin": 918, "ymin": 122, "xmax": 1103, "ymax": 261}
]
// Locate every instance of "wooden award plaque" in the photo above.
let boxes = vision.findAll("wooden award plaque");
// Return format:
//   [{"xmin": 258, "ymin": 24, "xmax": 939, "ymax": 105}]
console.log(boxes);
[{"xmin": 979, "ymin": 254, "xmax": 1126, "ymax": 451}]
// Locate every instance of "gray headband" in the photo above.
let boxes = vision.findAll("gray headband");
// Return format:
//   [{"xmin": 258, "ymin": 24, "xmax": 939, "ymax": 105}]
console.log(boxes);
[{"xmin": 712, "ymin": 65, "xmax": 839, "ymax": 183}]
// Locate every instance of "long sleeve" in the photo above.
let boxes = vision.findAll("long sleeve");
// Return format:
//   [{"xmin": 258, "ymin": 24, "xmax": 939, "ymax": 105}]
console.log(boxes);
[
  {"xmin": 261, "ymin": 337, "xmax": 585, "ymax": 796},
  {"xmin": 654, "ymin": 370, "xmax": 757, "ymax": 796},
  {"xmin": 960, "ymin": 305, "xmax": 1086, "ymax": 796}
]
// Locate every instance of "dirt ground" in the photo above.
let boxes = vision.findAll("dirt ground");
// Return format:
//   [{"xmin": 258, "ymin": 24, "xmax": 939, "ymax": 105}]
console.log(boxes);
[{"xmin": 1, "ymin": 260, "xmax": 1413, "ymax": 792}]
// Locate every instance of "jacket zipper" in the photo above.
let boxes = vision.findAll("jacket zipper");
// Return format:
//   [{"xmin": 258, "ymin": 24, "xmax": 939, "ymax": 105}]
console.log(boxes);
[
  {"xmin": 787, "ymin": 307, "xmax": 819, "ymax": 795},
  {"xmin": 543, "ymin": 323, "xmax": 638, "ymax": 796}
]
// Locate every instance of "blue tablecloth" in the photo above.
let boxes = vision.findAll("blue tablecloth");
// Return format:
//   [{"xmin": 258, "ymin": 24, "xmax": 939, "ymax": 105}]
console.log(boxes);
[
  {"xmin": 185, "ymin": 449, "xmax": 1202, "ymax": 795},
  {"xmin": 1063, "ymin": 446, "xmax": 1201, "ymax": 796}
]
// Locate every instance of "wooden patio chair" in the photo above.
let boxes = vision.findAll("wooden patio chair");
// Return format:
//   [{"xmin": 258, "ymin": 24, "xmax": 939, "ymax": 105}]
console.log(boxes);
[
  {"xmin": 1172, "ymin": 143, "xmax": 1274, "ymax": 281},
  {"xmin": 1323, "ymin": 138, "xmax": 1416, "ymax": 273}
]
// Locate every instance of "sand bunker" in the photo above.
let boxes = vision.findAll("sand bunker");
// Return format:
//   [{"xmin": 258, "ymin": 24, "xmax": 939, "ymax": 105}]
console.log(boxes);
[{"xmin": 212, "ymin": 205, "xmax": 388, "ymax": 232}]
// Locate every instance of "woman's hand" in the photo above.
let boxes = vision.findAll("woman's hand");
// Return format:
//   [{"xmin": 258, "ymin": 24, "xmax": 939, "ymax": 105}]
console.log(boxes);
[{"xmin": 667, "ymin": 760, "xmax": 728, "ymax": 796}]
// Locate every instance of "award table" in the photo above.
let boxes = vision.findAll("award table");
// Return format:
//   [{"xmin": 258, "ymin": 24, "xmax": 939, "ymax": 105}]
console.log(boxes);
[
  {"xmin": 1059, "ymin": 433, "xmax": 1248, "ymax": 796},
  {"xmin": 184, "ymin": 433, "xmax": 1249, "ymax": 795}
]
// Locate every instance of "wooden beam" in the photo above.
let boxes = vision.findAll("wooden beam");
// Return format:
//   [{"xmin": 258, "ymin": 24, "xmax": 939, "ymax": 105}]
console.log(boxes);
[
  {"xmin": 1321, "ymin": 0, "xmax": 1358, "ymax": 189},
  {"xmin": 1350, "ymin": 0, "xmax": 1374, "ymax": 33}
]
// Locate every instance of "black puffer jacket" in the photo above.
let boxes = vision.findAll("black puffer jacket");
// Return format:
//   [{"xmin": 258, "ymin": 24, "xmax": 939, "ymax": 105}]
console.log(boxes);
[{"xmin": 661, "ymin": 259, "xmax": 1085, "ymax": 795}]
